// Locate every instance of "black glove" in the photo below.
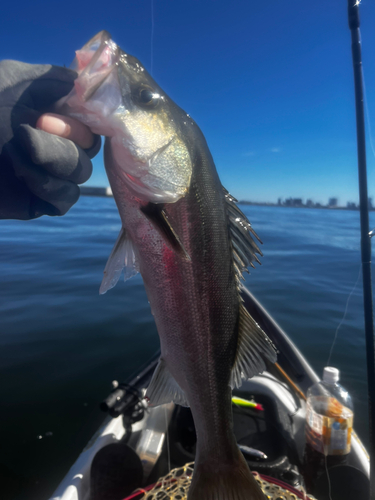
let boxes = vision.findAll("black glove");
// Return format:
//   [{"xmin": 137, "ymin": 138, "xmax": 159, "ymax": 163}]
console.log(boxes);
[{"xmin": 0, "ymin": 60, "xmax": 101, "ymax": 220}]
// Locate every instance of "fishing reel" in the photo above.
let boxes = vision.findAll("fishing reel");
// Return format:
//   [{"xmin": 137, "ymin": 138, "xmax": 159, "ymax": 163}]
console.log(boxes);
[{"xmin": 100, "ymin": 381, "xmax": 146, "ymax": 425}]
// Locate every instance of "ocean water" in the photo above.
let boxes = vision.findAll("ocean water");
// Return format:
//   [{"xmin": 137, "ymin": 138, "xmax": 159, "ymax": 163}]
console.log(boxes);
[{"xmin": 0, "ymin": 197, "xmax": 373, "ymax": 500}]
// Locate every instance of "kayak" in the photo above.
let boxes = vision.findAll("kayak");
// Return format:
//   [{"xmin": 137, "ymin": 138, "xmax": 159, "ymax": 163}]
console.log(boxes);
[{"xmin": 49, "ymin": 286, "xmax": 370, "ymax": 500}]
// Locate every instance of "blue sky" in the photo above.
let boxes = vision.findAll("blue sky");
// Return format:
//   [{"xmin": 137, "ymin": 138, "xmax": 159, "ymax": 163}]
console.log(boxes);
[{"xmin": 1, "ymin": 0, "xmax": 375, "ymax": 205}]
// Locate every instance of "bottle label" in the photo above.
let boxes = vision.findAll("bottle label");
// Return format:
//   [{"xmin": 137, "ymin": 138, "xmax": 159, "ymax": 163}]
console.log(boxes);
[
  {"xmin": 330, "ymin": 421, "xmax": 349, "ymax": 451},
  {"xmin": 305, "ymin": 396, "xmax": 353, "ymax": 455}
]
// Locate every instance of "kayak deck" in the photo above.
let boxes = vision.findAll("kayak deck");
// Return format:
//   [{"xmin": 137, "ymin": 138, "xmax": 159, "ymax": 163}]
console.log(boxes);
[{"xmin": 50, "ymin": 290, "xmax": 370, "ymax": 500}]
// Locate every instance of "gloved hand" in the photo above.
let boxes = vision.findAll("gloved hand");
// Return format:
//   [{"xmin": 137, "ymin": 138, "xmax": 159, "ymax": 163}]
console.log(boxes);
[{"xmin": 0, "ymin": 60, "xmax": 101, "ymax": 220}]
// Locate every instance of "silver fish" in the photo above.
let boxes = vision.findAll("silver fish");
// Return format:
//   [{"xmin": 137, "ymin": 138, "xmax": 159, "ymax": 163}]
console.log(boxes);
[{"xmin": 59, "ymin": 31, "xmax": 277, "ymax": 500}]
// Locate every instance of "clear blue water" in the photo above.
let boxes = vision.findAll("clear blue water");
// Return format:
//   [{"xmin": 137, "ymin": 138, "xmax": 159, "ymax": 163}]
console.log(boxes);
[{"xmin": 0, "ymin": 197, "xmax": 373, "ymax": 499}]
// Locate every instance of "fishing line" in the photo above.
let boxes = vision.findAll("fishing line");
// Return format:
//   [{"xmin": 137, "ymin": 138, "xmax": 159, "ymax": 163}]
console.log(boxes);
[
  {"xmin": 362, "ymin": 74, "xmax": 375, "ymax": 160},
  {"xmin": 164, "ymin": 405, "xmax": 171, "ymax": 473},
  {"xmin": 324, "ymin": 452, "xmax": 333, "ymax": 500},
  {"xmin": 326, "ymin": 264, "xmax": 362, "ymax": 366},
  {"xmin": 150, "ymin": 0, "xmax": 154, "ymax": 76}
]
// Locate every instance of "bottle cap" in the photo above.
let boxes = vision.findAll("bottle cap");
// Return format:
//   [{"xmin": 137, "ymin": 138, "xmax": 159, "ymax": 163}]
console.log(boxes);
[{"xmin": 323, "ymin": 366, "xmax": 339, "ymax": 384}]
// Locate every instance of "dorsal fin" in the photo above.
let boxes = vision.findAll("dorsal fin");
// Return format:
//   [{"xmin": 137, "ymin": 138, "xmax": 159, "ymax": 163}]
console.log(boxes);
[
  {"xmin": 230, "ymin": 303, "xmax": 278, "ymax": 388},
  {"xmin": 223, "ymin": 187, "xmax": 263, "ymax": 287},
  {"xmin": 223, "ymin": 187, "xmax": 278, "ymax": 385}
]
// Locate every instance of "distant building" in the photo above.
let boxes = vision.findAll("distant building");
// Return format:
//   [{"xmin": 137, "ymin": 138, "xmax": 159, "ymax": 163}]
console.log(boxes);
[
  {"xmin": 284, "ymin": 198, "xmax": 303, "ymax": 207},
  {"xmin": 278, "ymin": 198, "xmax": 282, "ymax": 206},
  {"xmin": 306, "ymin": 199, "xmax": 314, "ymax": 208},
  {"xmin": 368, "ymin": 197, "xmax": 373, "ymax": 210},
  {"xmin": 347, "ymin": 202, "xmax": 357, "ymax": 210},
  {"xmin": 328, "ymin": 198, "xmax": 338, "ymax": 207}
]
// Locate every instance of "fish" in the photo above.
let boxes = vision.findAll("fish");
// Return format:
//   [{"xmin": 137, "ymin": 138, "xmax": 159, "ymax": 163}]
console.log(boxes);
[{"xmin": 58, "ymin": 31, "xmax": 277, "ymax": 500}]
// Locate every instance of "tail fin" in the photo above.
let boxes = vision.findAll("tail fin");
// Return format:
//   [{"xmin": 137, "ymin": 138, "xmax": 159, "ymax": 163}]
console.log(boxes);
[{"xmin": 188, "ymin": 450, "xmax": 266, "ymax": 500}]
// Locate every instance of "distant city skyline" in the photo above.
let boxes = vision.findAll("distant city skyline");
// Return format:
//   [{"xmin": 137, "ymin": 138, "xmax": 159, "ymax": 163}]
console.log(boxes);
[
  {"xmin": 80, "ymin": 183, "xmax": 373, "ymax": 213},
  {"xmin": 1, "ymin": 1, "xmax": 374, "ymax": 207},
  {"xmin": 90, "ymin": 151, "xmax": 371, "ymax": 206},
  {"xmin": 240, "ymin": 196, "xmax": 373, "ymax": 210},
  {"xmin": 82, "ymin": 172, "xmax": 370, "ymax": 210}
]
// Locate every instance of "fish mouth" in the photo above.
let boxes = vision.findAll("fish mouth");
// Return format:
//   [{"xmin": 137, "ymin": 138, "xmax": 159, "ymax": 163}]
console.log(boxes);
[
  {"xmin": 61, "ymin": 31, "xmax": 193, "ymax": 204},
  {"xmin": 71, "ymin": 30, "xmax": 120, "ymax": 102}
]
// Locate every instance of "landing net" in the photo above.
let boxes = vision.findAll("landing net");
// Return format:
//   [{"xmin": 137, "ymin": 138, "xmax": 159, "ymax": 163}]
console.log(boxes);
[{"xmin": 129, "ymin": 462, "xmax": 318, "ymax": 500}]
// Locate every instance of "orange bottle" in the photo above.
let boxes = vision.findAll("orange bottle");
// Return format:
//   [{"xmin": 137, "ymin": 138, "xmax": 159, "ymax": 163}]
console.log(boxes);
[{"xmin": 303, "ymin": 367, "xmax": 353, "ymax": 492}]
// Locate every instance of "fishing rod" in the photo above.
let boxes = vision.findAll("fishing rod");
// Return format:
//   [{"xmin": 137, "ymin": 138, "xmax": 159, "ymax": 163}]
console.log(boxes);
[{"xmin": 347, "ymin": 1, "xmax": 375, "ymax": 497}]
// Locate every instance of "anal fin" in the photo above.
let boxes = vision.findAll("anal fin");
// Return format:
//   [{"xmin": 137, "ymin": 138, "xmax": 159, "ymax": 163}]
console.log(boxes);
[
  {"xmin": 230, "ymin": 304, "xmax": 278, "ymax": 388},
  {"xmin": 146, "ymin": 358, "xmax": 189, "ymax": 407},
  {"xmin": 99, "ymin": 228, "xmax": 139, "ymax": 294}
]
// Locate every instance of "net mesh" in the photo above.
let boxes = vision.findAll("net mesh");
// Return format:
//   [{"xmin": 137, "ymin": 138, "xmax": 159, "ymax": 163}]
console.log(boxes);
[{"xmin": 131, "ymin": 463, "xmax": 318, "ymax": 500}]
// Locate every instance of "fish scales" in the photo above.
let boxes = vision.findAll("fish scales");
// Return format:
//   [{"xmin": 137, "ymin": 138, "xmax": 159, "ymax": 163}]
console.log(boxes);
[
  {"xmin": 144, "ymin": 147, "xmax": 239, "ymax": 446},
  {"xmin": 58, "ymin": 31, "xmax": 277, "ymax": 500}
]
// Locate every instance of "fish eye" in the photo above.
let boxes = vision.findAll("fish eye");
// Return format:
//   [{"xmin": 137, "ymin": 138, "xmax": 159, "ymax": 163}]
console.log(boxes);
[
  {"xmin": 140, "ymin": 88, "xmax": 154, "ymax": 103},
  {"xmin": 133, "ymin": 85, "xmax": 160, "ymax": 109}
]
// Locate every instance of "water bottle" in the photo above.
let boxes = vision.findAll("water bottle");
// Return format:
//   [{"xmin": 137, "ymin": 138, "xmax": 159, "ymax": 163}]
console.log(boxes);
[{"xmin": 303, "ymin": 366, "xmax": 354, "ymax": 492}]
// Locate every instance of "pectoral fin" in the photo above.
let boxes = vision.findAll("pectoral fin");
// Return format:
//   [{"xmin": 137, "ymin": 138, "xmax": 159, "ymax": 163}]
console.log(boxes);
[
  {"xmin": 141, "ymin": 202, "xmax": 191, "ymax": 261},
  {"xmin": 146, "ymin": 358, "xmax": 189, "ymax": 407},
  {"xmin": 99, "ymin": 228, "xmax": 139, "ymax": 294},
  {"xmin": 230, "ymin": 304, "xmax": 278, "ymax": 388}
]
